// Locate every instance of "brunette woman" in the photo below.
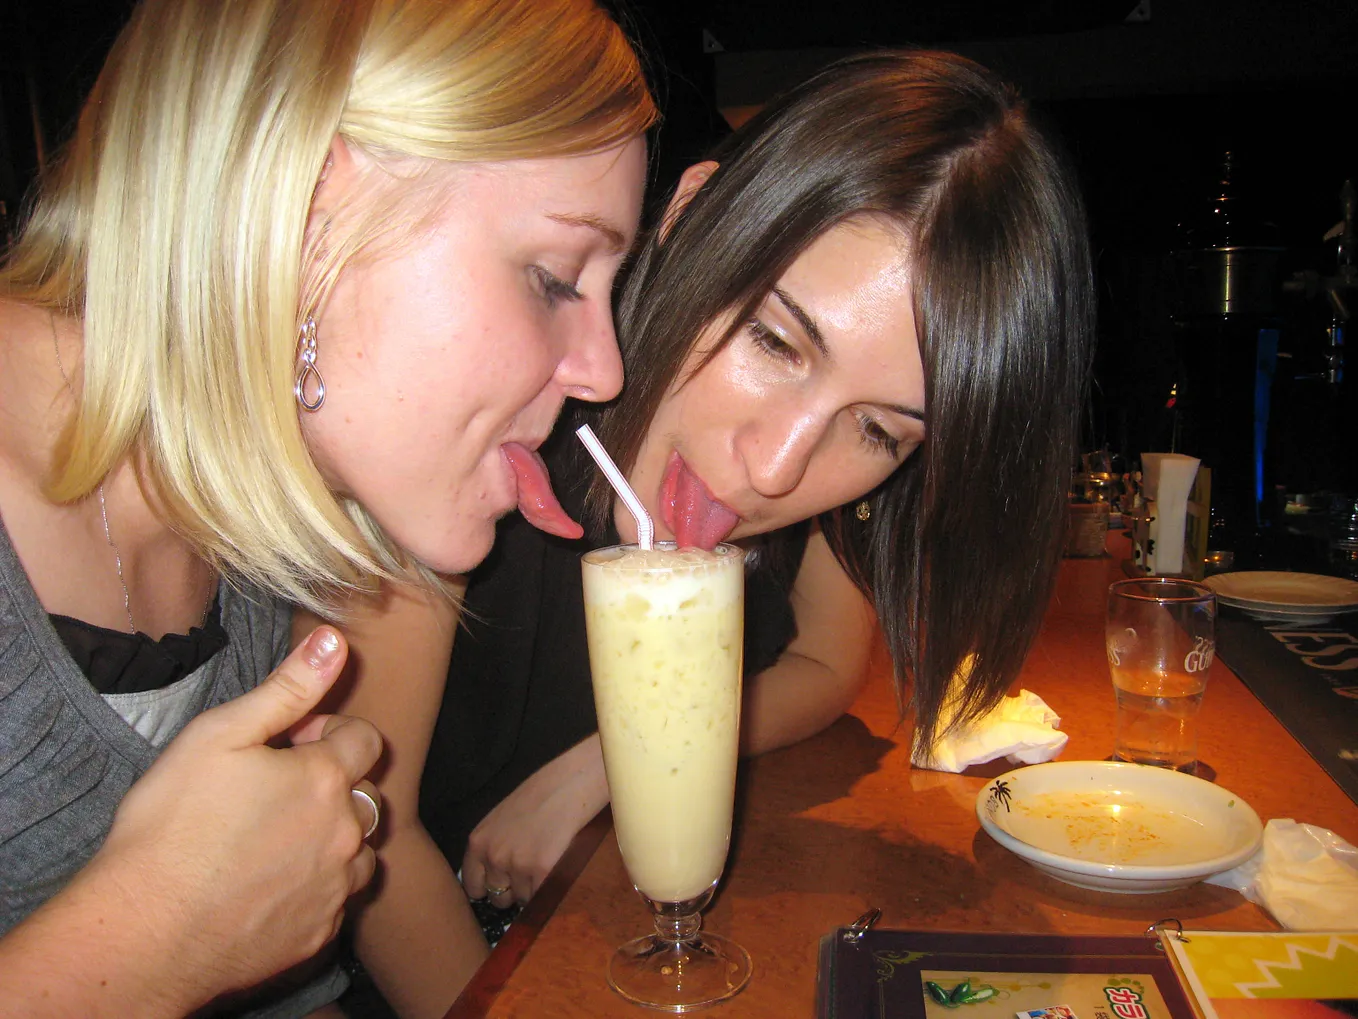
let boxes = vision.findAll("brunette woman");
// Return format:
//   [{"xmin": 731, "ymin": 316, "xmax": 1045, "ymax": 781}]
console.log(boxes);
[{"xmin": 320, "ymin": 48, "xmax": 1092, "ymax": 1017}]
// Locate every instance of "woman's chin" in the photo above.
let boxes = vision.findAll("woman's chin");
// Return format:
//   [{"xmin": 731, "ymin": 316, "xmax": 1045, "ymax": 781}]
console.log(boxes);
[{"xmin": 401, "ymin": 520, "xmax": 497, "ymax": 578}]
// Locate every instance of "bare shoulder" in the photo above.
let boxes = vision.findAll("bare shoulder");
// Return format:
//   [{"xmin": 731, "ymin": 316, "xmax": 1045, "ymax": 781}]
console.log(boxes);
[
  {"xmin": 787, "ymin": 526, "xmax": 874, "ymax": 658},
  {"xmin": 296, "ymin": 578, "xmax": 465, "ymax": 722},
  {"xmin": 791, "ymin": 526, "xmax": 865, "ymax": 606}
]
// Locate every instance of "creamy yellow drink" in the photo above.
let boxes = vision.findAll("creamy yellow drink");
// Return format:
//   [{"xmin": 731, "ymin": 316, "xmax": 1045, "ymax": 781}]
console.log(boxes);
[{"xmin": 582, "ymin": 542, "xmax": 744, "ymax": 904}]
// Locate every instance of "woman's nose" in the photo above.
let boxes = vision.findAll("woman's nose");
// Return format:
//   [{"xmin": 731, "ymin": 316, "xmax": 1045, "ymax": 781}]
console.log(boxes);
[
  {"xmin": 738, "ymin": 407, "xmax": 826, "ymax": 498},
  {"xmin": 558, "ymin": 309, "xmax": 624, "ymax": 403}
]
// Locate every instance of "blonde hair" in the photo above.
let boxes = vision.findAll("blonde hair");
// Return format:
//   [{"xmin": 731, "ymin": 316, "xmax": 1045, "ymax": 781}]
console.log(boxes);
[{"xmin": 1, "ymin": 0, "xmax": 656, "ymax": 613}]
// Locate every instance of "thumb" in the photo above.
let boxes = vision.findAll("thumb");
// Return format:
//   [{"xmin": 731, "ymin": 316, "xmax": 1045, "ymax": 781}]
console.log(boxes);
[{"xmin": 198, "ymin": 626, "xmax": 348, "ymax": 749}]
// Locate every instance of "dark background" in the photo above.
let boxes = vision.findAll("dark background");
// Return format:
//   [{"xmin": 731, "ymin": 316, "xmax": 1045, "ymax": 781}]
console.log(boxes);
[{"xmin": 4, "ymin": 0, "xmax": 1356, "ymax": 558}]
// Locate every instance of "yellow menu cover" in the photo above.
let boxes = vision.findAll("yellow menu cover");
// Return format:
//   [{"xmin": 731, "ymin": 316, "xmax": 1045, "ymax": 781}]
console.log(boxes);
[{"xmin": 1162, "ymin": 931, "xmax": 1358, "ymax": 1019}]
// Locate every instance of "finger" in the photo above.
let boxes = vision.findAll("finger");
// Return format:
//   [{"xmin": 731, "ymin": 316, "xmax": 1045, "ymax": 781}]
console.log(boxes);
[
  {"xmin": 288, "ymin": 712, "xmax": 331, "ymax": 746},
  {"xmin": 461, "ymin": 855, "xmax": 487, "ymax": 900},
  {"xmin": 350, "ymin": 780, "xmax": 381, "ymax": 839},
  {"xmin": 310, "ymin": 714, "xmax": 384, "ymax": 785},
  {"xmin": 290, "ymin": 708, "xmax": 362, "ymax": 746},
  {"xmin": 194, "ymin": 628, "xmax": 347, "ymax": 749},
  {"xmin": 348, "ymin": 843, "xmax": 377, "ymax": 896},
  {"xmin": 516, "ymin": 869, "xmax": 537, "ymax": 905},
  {"xmin": 488, "ymin": 880, "xmax": 516, "ymax": 908},
  {"xmin": 476, "ymin": 859, "xmax": 516, "ymax": 905}
]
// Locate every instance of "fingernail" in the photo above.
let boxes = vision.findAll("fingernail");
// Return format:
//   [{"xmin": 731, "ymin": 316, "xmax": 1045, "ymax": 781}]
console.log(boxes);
[{"xmin": 303, "ymin": 626, "xmax": 341, "ymax": 669}]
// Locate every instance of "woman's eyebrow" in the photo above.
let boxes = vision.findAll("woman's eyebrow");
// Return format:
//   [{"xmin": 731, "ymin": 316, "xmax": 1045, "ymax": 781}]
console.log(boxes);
[
  {"xmin": 884, "ymin": 402, "xmax": 927, "ymax": 423},
  {"xmin": 772, "ymin": 287, "xmax": 829, "ymax": 360},
  {"xmin": 546, "ymin": 212, "xmax": 630, "ymax": 253},
  {"xmin": 772, "ymin": 285, "xmax": 926, "ymax": 424}
]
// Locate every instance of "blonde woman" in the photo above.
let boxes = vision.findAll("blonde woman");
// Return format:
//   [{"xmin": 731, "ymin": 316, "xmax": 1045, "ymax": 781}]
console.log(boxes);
[{"xmin": 0, "ymin": 0, "xmax": 654, "ymax": 1016}]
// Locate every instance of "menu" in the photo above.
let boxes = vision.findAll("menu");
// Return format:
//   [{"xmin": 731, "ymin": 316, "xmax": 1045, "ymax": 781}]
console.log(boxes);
[
  {"xmin": 816, "ymin": 929, "xmax": 1195, "ymax": 1019},
  {"xmin": 1161, "ymin": 929, "xmax": 1358, "ymax": 1019},
  {"xmin": 816, "ymin": 928, "xmax": 1358, "ymax": 1019}
]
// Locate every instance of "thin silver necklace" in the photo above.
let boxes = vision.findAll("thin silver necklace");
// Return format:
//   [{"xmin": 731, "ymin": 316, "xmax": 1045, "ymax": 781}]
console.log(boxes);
[
  {"xmin": 95, "ymin": 482, "xmax": 136, "ymax": 633},
  {"xmin": 49, "ymin": 315, "xmax": 214, "ymax": 635},
  {"xmin": 50, "ymin": 318, "xmax": 135, "ymax": 633}
]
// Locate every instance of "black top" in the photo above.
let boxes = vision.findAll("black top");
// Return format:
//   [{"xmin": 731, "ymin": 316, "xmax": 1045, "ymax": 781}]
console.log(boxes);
[
  {"xmin": 50, "ymin": 594, "xmax": 226, "ymax": 693},
  {"xmin": 419, "ymin": 467, "xmax": 809, "ymax": 870}
]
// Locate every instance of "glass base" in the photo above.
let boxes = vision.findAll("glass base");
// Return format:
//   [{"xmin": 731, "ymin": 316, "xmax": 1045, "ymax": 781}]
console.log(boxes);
[
  {"xmin": 607, "ymin": 931, "xmax": 751, "ymax": 1013},
  {"xmin": 1113, "ymin": 750, "xmax": 1198, "ymax": 774}
]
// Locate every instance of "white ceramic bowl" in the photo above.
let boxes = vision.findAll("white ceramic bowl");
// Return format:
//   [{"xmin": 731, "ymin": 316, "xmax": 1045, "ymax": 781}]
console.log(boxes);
[{"xmin": 976, "ymin": 760, "xmax": 1263, "ymax": 893}]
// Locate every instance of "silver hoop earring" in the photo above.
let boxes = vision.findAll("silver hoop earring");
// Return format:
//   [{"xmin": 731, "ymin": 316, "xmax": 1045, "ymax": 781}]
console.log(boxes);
[{"xmin": 294, "ymin": 316, "xmax": 325, "ymax": 411}]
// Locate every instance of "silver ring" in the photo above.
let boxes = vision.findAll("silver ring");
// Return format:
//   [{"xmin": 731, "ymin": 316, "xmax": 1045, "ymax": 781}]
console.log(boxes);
[
  {"xmin": 351, "ymin": 787, "xmax": 380, "ymax": 840},
  {"xmin": 484, "ymin": 883, "xmax": 510, "ymax": 898}
]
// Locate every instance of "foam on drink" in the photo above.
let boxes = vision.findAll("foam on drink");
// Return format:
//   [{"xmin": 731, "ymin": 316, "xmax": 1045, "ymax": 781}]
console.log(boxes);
[{"xmin": 582, "ymin": 543, "xmax": 744, "ymax": 903}]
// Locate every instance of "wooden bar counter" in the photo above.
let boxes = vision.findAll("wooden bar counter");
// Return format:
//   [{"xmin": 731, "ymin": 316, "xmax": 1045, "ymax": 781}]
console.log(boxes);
[{"xmin": 447, "ymin": 539, "xmax": 1358, "ymax": 1018}]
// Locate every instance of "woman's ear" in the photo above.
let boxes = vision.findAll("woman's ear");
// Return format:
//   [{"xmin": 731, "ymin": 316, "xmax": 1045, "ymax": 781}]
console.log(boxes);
[
  {"xmin": 658, "ymin": 160, "xmax": 718, "ymax": 243},
  {"xmin": 309, "ymin": 136, "xmax": 360, "ymax": 219}
]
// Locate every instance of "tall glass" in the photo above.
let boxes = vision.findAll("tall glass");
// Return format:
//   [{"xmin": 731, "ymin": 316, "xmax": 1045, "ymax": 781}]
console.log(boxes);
[
  {"xmin": 1105, "ymin": 578, "xmax": 1216, "ymax": 773},
  {"xmin": 582, "ymin": 541, "xmax": 751, "ymax": 1011}
]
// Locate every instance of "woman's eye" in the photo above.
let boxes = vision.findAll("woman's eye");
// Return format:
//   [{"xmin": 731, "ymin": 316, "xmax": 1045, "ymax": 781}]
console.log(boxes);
[
  {"xmin": 857, "ymin": 414, "xmax": 902, "ymax": 459},
  {"xmin": 747, "ymin": 318, "xmax": 800, "ymax": 364},
  {"xmin": 531, "ymin": 266, "xmax": 584, "ymax": 308}
]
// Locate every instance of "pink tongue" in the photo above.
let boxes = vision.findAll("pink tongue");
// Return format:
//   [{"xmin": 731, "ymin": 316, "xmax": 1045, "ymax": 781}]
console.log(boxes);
[
  {"xmin": 670, "ymin": 456, "xmax": 739, "ymax": 550},
  {"xmin": 502, "ymin": 443, "xmax": 583, "ymax": 540}
]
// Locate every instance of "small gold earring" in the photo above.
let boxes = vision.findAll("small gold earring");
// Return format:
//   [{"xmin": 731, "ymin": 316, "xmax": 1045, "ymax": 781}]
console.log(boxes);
[{"xmin": 855, "ymin": 500, "xmax": 871, "ymax": 522}]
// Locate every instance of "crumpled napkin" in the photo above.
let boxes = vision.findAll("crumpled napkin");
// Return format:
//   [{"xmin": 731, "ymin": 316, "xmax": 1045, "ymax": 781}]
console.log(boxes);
[
  {"xmin": 912, "ymin": 685, "xmax": 1069, "ymax": 773},
  {"xmin": 1205, "ymin": 818, "xmax": 1358, "ymax": 930}
]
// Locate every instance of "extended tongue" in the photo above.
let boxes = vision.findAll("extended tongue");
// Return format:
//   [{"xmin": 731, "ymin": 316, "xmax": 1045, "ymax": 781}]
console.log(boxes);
[
  {"xmin": 501, "ymin": 443, "xmax": 583, "ymax": 540},
  {"xmin": 670, "ymin": 456, "xmax": 739, "ymax": 550}
]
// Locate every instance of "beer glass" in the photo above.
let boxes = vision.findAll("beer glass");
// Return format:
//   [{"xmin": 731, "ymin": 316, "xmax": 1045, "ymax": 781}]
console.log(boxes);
[{"xmin": 1105, "ymin": 578, "xmax": 1216, "ymax": 772}]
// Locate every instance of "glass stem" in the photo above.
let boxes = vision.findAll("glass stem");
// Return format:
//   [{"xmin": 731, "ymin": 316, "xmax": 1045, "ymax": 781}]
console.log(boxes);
[{"xmin": 653, "ymin": 911, "xmax": 702, "ymax": 944}]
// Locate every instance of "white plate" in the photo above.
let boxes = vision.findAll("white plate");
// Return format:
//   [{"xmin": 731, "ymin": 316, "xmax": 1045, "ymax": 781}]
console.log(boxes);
[
  {"xmin": 976, "ymin": 761, "xmax": 1262, "ymax": 893},
  {"xmin": 1203, "ymin": 571, "xmax": 1358, "ymax": 624}
]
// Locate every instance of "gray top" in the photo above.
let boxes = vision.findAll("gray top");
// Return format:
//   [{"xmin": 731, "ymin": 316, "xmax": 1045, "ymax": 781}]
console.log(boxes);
[{"xmin": 0, "ymin": 512, "xmax": 346, "ymax": 1017}]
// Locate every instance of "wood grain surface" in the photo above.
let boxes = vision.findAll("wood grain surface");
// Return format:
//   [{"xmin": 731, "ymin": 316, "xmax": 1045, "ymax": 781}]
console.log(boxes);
[{"xmin": 446, "ymin": 536, "xmax": 1358, "ymax": 1018}]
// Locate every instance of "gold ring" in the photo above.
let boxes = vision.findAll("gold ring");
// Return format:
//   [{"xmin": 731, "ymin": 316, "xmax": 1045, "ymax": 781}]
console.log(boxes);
[{"xmin": 484, "ymin": 883, "xmax": 510, "ymax": 898}]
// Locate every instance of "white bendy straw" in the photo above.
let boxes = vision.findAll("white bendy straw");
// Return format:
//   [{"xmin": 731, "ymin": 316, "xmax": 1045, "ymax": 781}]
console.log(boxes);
[{"xmin": 575, "ymin": 424, "xmax": 653, "ymax": 550}]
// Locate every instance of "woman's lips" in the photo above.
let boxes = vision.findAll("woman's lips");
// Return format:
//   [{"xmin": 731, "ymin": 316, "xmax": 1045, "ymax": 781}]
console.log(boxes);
[
  {"xmin": 658, "ymin": 451, "xmax": 740, "ymax": 550},
  {"xmin": 501, "ymin": 442, "xmax": 584, "ymax": 539}
]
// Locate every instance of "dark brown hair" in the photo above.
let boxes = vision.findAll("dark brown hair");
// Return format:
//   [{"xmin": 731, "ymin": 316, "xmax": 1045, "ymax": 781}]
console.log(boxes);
[{"xmin": 581, "ymin": 49, "xmax": 1093, "ymax": 750}]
